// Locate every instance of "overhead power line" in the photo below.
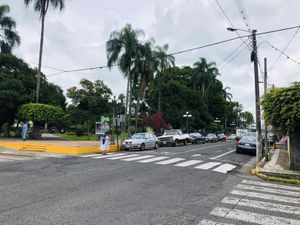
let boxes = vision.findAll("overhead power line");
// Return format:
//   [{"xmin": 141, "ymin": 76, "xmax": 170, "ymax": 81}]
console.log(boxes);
[
  {"xmin": 43, "ymin": 25, "xmax": 300, "ymax": 77},
  {"xmin": 234, "ymin": 0, "xmax": 251, "ymax": 32}
]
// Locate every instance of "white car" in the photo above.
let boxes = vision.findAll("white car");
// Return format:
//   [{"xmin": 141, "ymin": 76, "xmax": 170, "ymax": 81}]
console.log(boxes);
[{"xmin": 122, "ymin": 133, "xmax": 159, "ymax": 151}]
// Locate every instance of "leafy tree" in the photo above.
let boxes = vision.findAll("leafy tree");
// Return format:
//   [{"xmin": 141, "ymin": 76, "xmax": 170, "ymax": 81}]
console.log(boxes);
[
  {"xmin": 24, "ymin": 0, "xmax": 66, "ymax": 103},
  {"xmin": 106, "ymin": 23, "xmax": 144, "ymax": 133},
  {"xmin": 152, "ymin": 44, "xmax": 175, "ymax": 111},
  {"xmin": 0, "ymin": 4, "xmax": 21, "ymax": 53},
  {"xmin": 19, "ymin": 103, "xmax": 64, "ymax": 139},
  {"xmin": 141, "ymin": 112, "xmax": 168, "ymax": 133},
  {"xmin": 262, "ymin": 82, "xmax": 300, "ymax": 170},
  {"xmin": 67, "ymin": 79, "xmax": 112, "ymax": 134},
  {"xmin": 262, "ymin": 82, "xmax": 300, "ymax": 134}
]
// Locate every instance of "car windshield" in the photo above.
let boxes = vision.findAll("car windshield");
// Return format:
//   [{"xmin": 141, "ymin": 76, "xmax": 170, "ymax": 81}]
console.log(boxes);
[
  {"xmin": 131, "ymin": 133, "xmax": 145, "ymax": 139},
  {"xmin": 164, "ymin": 130, "xmax": 177, "ymax": 135},
  {"xmin": 240, "ymin": 136, "xmax": 256, "ymax": 142}
]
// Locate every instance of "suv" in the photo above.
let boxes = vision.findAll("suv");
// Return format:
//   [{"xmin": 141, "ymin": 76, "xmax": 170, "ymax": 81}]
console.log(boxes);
[{"xmin": 158, "ymin": 129, "xmax": 190, "ymax": 146}]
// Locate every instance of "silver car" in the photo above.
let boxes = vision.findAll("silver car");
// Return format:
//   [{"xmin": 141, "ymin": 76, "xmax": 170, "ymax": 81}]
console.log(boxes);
[{"xmin": 122, "ymin": 133, "xmax": 159, "ymax": 151}]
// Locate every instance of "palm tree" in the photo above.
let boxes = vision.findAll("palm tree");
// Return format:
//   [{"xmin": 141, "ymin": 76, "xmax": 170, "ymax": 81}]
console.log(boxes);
[
  {"xmin": 106, "ymin": 24, "xmax": 144, "ymax": 134},
  {"xmin": 222, "ymin": 86, "xmax": 233, "ymax": 102},
  {"xmin": 192, "ymin": 58, "xmax": 219, "ymax": 95},
  {"xmin": 24, "ymin": 0, "xmax": 65, "ymax": 103},
  {"xmin": 0, "ymin": 5, "xmax": 21, "ymax": 53},
  {"xmin": 153, "ymin": 44, "xmax": 175, "ymax": 111},
  {"xmin": 132, "ymin": 41, "xmax": 155, "ymax": 131}
]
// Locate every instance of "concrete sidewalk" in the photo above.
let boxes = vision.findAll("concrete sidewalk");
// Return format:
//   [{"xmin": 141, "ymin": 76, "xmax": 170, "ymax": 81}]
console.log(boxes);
[{"xmin": 253, "ymin": 148, "xmax": 300, "ymax": 185}]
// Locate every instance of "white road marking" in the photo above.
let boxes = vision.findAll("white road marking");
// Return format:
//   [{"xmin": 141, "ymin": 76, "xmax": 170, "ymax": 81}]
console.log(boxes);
[
  {"xmin": 230, "ymin": 189, "xmax": 300, "ymax": 204},
  {"xmin": 108, "ymin": 154, "xmax": 139, "ymax": 160},
  {"xmin": 122, "ymin": 155, "xmax": 154, "ymax": 161},
  {"xmin": 210, "ymin": 207, "xmax": 300, "ymax": 225},
  {"xmin": 197, "ymin": 219, "xmax": 235, "ymax": 225},
  {"xmin": 222, "ymin": 196, "xmax": 300, "ymax": 215},
  {"xmin": 195, "ymin": 162, "xmax": 221, "ymax": 170},
  {"xmin": 80, "ymin": 154, "xmax": 102, "ymax": 157},
  {"xmin": 169, "ymin": 143, "xmax": 229, "ymax": 156},
  {"xmin": 236, "ymin": 184, "xmax": 300, "ymax": 197},
  {"xmin": 93, "ymin": 153, "xmax": 126, "ymax": 159},
  {"xmin": 138, "ymin": 156, "xmax": 169, "ymax": 163},
  {"xmin": 155, "ymin": 158, "xmax": 185, "ymax": 165},
  {"xmin": 192, "ymin": 154, "xmax": 202, "ymax": 157},
  {"xmin": 242, "ymin": 179, "xmax": 300, "ymax": 191},
  {"xmin": 210, "ymin": 150, "xmax": 235, "ymax": 160},
  {"xmin": 174, "ymin": 160, "xmax": 203, "ymax": 167},
  {"xmin": 213, "ymin": 164, "xmax": 236, "ymax": 173}
]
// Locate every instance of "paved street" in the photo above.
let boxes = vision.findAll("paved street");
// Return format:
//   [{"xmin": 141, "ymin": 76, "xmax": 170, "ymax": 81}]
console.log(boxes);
[{"xmin": 0, "ymin": 141, "xmax": 299, "ymax": 225}]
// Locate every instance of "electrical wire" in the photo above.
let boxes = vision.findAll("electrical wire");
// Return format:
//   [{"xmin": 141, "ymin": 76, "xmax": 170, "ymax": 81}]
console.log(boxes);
[
  {"xmin": 234, "ymin": 0, "xmax": 251, "ymax": 32},
  {"xmin": 219, "ymin": 43, "xmax": 249, "ymax": 70},
  {"xmin": 270, "ymin": 27, "xmax": 300, "ymax": 69},
  {"xmin": 40, "ymin": 25, "xmax": 300, "ymax": 77}
]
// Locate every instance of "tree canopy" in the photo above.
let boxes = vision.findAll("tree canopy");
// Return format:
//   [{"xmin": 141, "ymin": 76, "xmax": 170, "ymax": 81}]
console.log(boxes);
[{"xmin": 262, "ymin": 82, "xmax": 300, "ymax": 134}]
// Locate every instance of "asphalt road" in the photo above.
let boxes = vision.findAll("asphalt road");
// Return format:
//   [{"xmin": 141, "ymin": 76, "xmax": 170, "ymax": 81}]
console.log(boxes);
[{"xmin": 0, "ymin": 141, "xmax": 299, "ymax": 225}]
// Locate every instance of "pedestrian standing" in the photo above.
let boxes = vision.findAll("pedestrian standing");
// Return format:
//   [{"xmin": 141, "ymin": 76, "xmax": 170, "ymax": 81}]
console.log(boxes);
[
  {"xmin": 100, "ymin": 132, "xmax": 110, "ymax": 155},
  {"xmin": 22, "ymin": 122, "xmax": 28, "ymax": 141}
]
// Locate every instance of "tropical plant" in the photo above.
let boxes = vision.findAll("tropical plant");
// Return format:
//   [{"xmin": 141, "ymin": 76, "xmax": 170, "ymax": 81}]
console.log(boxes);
[
  {"xmin": 106, "ymin": 23, "xmax": 144, "ymax": 133},
  {"xmin": 152, "ymin": 44, "xmax": 175, "ymax": 111},
  {"xmin": 0, "ymin": 4, "xmax": 20, "ymax": 53},
  {"xmin": 19, "ymin": 103, "xmax": 65, "ymax": 139},
  {"xmin": 192, "ymin": 57, "xmax": 219, "ymax": 95},
  {"xmin": 24, "ymin": 0, "xmax": 65, "ymax": 103}
]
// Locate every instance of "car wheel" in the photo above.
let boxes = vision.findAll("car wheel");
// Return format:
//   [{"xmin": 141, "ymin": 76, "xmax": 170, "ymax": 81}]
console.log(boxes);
[
  {"xmin": 236, "ymin": 148, "xmax": 240, "ymax": 153},
  {"xmin": 174, "ymin": 139, "xmax": 179, "ymax": 147},
  {"xmin": 154, "ymin": 142, "xmax": 158, "ymax": 149},
  {"xmin": 140, "ymin": 143, "xmax": 145, "ymax": 151}
]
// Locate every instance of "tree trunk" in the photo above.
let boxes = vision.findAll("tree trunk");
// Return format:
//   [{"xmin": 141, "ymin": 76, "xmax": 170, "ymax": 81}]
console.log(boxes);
[
  {"xmin": 36, "ymin": 3, "xmax": 46, "ymax": 103},
  {"xmin": 128, "ymin": 77, "xmax": 133, "ymax": 135},
  {"xmin": 289, "ymin": 125, "xmax": 300, "ymax": 170},
  {"xmin": 135, "ymin": 93, "xmax": 141, "ymax": 133},
  {"xmin": 158, "ymin": 91, "xmax": 161, "ymax": 112},
  {"xmin": 3, "ymin": 120, "xmax": 11, "ymax": 138},
  {"xmin": 123, "ymin": 75, "xmax": 130, "ymax": 140}
]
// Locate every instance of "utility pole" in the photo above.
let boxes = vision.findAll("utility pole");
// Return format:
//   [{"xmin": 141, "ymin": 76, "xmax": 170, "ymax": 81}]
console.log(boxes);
[
  {"xmin": 252, "ymin": 30, "xmax": 263, "ymax": 162},
  {"xmin": 264, "ymin": 58, "xmax": 269, "ymax": 161}
]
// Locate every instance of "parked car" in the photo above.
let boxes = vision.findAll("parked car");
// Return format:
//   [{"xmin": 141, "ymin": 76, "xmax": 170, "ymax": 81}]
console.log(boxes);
[
  {"xmin": 227, "ymin": 133, "xmax": 237, "ymax": 140},
  {"xmin": 217, "ymin": 133, "xmax": 226, "ymax": 141},
  {"xmin": 122, "ymin": 133, "xmax": 158, "ymax": 151},
  {"xmin": 236, "ymin": 135, "xmax": 256, "ymax": 155},
  {"xmin": 204, "ymin": 133, "xmax": 218, "ymax": 142},
  {"xmin": 189, "ymin": 132, "xmax": 206, "ymax": 144},
  {"xmin": 158, "ymin": 129, "xmax": 190, "ymax": 146}
]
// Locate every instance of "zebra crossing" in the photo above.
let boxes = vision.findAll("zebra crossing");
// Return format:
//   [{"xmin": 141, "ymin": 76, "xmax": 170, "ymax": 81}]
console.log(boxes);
[
  {"xmin": 79, "ymin": 153, "xmax": 237, "ymax": 174},
  {"xmin": 198, "ymin": 179, "xmax": 300, "ymax": 225}
]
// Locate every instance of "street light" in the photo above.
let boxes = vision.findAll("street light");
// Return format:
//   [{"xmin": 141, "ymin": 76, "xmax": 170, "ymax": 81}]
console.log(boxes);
[
  {"xmin": 227, "ymin": 27, "xmax": 263, "ymax": 162},
  {"xmin": 183, "ymin": 112, "xmax": 192, "ymax": 133}
]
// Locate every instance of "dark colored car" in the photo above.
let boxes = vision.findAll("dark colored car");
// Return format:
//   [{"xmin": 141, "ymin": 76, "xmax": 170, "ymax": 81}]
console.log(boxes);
[
  {"xmin": 217, "ymin": 133, "xmax": 226, "ymax": 141},
  {"xmin": 204, "ymin": 133, "xmax": 218, "ymax": 142},
  {"xmin": 189, "ymin": 133, "xmax": 206, "ymax": 144},
  {"xmin": 236, "ymin": 135, "xmax": 256, "ymax": 155}
]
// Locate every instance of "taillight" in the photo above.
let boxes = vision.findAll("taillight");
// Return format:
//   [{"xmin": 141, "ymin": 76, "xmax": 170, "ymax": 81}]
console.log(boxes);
[{"xmin": 237, "ymin": 140, "xmax": 241, "ymax": 144}]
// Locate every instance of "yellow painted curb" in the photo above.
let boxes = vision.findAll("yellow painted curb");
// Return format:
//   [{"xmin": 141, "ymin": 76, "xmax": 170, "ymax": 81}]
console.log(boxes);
[
  {"xmin": 0, "ymin": 141, "xmax": 120, "ymax": 155},
  {"xmin": 252, "ymin": 161, "xmax": 300, "ymax": 185}
]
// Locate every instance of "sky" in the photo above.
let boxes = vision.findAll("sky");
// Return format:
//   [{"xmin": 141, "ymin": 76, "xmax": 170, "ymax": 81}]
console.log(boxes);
[{"xmin": 2, "ymin": 0, "xmax": 300, "ymax": 116}]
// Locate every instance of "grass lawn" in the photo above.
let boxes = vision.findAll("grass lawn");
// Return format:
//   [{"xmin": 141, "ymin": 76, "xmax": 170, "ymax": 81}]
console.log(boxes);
[{"xmin": 57, "ymin": 134, "xmax": 99, "ymax": 141}]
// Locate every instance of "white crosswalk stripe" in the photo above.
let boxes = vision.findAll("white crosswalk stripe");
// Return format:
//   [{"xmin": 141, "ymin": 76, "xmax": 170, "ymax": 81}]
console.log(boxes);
[
  {"xmin": 122, "ymin": 155, "xmax": 154, "ymax": 161},
  {"xmin": 213, "ymin": 163, "xmax": 236, "ymax": 173},
  {"xmin": 174, "ymin": 160, "xmax": 203, "ymax": 167},
  {"xmin": 197, "ymin": 219, "xmax": 235, "ymax": 225},
  {"xmin": 138, "ymin": 156, "xmax": 169, "ymax": 163},
  {"xmin": 210, "ymin": 207, "xmax": 300, "ymax": 225},
  {"xmin": 221, "ymin": 196, "xmax": 300, "ymax": 215},
  {"xmin": 155, "ymin": 158, "xmax": 185, "ymax": 165},
  {"xmin": 199, "ymin": 179, "xmax": 300, "ymax": 225},
  {"xmin": 195, "ymin": 162, "xmax": 221, "ymax": 170},
  {"xmin": 108, "ymin": 154, "xmax": 139, "ymax": 160},
  {"xmin": 80, "ymin": 153, "xmax": 238, "ymax": 173}
]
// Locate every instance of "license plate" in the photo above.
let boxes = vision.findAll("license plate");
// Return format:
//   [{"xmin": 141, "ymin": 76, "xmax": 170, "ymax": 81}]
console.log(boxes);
[
  {"xmin": 163, "ymin": 141, "xmax": 167, "ymax": 144},
  {"xmin": 245, "ymin": 144, "xmax": 250, "ymax": 146}
]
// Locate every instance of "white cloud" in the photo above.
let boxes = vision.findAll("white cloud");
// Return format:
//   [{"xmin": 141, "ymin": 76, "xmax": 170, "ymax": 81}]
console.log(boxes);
[{"xmin": 2, "ymin": 0, "xmax": 300, "ymax": 117}]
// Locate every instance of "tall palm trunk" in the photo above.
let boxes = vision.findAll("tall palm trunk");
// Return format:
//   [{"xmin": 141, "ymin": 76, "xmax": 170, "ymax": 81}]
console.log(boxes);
[
  {"xmin": 128, "ymin": 76, "xmax": 133, "ymax": 135},
  {"xmin": 36, "ymin": 1, "xmax": 46, "ymax": 103},
  {"xmin": 123, "ymin": 75, "xmax": 130, "ymax": 140}
]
